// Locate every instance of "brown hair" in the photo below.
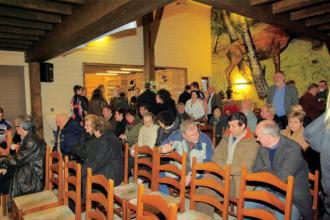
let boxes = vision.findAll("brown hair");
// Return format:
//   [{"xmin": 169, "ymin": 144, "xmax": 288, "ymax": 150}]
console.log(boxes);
[{"xmin": 85, "ymin": 114, "xmax": 99, "ymax": 131}]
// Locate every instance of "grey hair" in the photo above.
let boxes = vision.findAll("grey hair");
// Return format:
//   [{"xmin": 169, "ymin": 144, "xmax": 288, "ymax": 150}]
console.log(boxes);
[
  {"xmin": 260, "ymin": 120, "xmax": 280, "ymax": 137},
  {"xmin": 180, "ymin": 119, "xmax": 197, "ymax": 134}
]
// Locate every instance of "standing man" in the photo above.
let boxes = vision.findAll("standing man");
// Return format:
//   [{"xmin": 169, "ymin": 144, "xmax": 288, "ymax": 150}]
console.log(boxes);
[
  {"xmin": 0, "ymin": 107, "xmax": 12, "ymax": 156},
  {"xmin": 71, "ymin": 85, "xmax": 84, "ymax": 126},
  {"xmin": 252, "ymin": 120, "xmax": 312, "ymax": 220},
  {"xmin": 207, "ymin": 86, "xmax": 222, "ymax": 121},
  {"xmin": 267, "ymin": 71, "xmax": 298, "ymax": 129}
]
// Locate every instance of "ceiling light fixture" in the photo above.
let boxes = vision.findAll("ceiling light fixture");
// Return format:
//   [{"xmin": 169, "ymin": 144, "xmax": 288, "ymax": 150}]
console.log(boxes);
[{"xmin": 120, "ymin": 67, "xmax": 143, "ymax": 72}]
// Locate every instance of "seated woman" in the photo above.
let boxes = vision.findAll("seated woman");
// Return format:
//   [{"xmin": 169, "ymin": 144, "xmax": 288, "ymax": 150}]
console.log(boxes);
[
  {"xmin": 82, "ymin": 114, "xmax": 124, "ymax": 192},
  {"xmin": 185, "ymin": 90, "xmax": 205, "ymax": 121},
  {"xmin": 0, "ymin": 116, "xmax": 46, "ymax": 197},
  {"xmin": 208, "ymin": 106, "xmax": 228, "ymax": 145},
  {"xmin": 155, "ymin": 111, "xmax": 180, "ymax": 146},
  {"xmin": 138, "ymin": 112, "xmax": 159, "ymax": 149}
]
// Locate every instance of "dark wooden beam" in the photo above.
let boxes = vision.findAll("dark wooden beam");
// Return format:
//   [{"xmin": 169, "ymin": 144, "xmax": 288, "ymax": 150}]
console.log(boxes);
[
  {"xmin": 29, "ymin": 62, "xmax": 43, "ymax": 136},
  {"xmin": 0, "ymin": 32, "xmax": 39, "ymax": 41},
  {"xmin": 273, "ymin": 0, "xmax": 327, "ymax": 14},
  {"xmin": 53, "ymin": 0, "xmax": 86, "ymax": 5},
  {"xmin": 0, "ymin": 16, "xmax": 52, "ymax": 30},
  {"xmin": 151, "ymin": 7, "xmax": 164, "ymax": 48},
  {"xmin": 0, "ymin": 42, "xmax": 30, "ymax": 49},
  {"xmin": 26, "ymin": 0, "xmax": 173, "ymax": 62},
  {"xmin": 0, "ymin": 47, "xmax": 26, "ymax": 51},
  {"xmin": 0, "ymin": 0, "xmax": 72, "ymax": 15},
  {"xmin": 143, "ymin": 12, "xmax": 154, "ymax": 82},
  {"xmin": 305, "ymin": 14, "xmax": 330, "ymax": 27},
  {"xmin": 0, "ymin": 6, "xmax": 61, "ymax": 23},
  {"xmin": 291, "ymin": 2, "xmax": 330, "ymax": 20},
  {"xmin": 0, "ymin": 26, "xmax": 45, "ymax": 36},
  {"xmin": 318, "ymin": 23, "xmax": 330, "ymax": 31},
  {"xmin": 0, "ymin": 38, "xmax": 34, "ymax": 45},
  {"xmin": 250, "ymin": 0, "xmax": 277, "ymax": 6},
  {"xmin": 195, "ymin": 0, "xmax": 326, "ymax": 41}
]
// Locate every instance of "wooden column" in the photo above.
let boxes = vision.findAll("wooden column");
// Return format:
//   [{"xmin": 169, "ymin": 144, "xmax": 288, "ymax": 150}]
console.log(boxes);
[
  {"xmin": 143, "ymin": 12, "xmax": 154, "ymax": 82},
  {"xmin": 143, "ymin": 7, "xmax": 164, "ymax": 82},
  {"xmin": 29, "ymin": 62, "xmax": 44, "ymax": 137}
]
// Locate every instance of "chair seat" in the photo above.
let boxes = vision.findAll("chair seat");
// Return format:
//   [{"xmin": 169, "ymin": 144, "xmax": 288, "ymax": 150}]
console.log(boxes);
[
  {"xmin": 129, "ymin": 191, "xmax": 180, "ymax": 206},
  {"xmin": 114, "ymin": 183, "xmax": 151, "ymax": 200},
  {"xmin": 13, "ymin": 190, "xmax": 58, "ymax": 211},
  {"xmin": 178, "ymin": 210, "xmax": 214, "ymax": 220},
  {"xmin": 23, "ymin": 205, "xmax": 75, "ymax": 220}
]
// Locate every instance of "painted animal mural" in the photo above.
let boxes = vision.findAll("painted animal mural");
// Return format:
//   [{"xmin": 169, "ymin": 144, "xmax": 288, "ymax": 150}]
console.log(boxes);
[{"xmin": 225, "ymin": 23, "xmax": 290, "ymax": 88}]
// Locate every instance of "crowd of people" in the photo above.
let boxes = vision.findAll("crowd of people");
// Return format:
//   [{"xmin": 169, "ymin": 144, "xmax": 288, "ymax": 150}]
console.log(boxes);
[{"xmin": 0, "ymin": 71, "xmax": 329, "ymax": 220}]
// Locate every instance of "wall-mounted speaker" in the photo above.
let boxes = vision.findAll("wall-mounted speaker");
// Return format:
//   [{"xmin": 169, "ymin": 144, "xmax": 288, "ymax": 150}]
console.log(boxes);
[{"xmin": 40, "ymin": 62, "xmax": 54, "ymax": 82}]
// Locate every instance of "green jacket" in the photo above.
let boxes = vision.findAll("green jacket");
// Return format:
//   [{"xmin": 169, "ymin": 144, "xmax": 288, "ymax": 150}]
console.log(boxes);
[{"xmin": 125, "ymin": 118, "xmax": 143, "ymax": 147}]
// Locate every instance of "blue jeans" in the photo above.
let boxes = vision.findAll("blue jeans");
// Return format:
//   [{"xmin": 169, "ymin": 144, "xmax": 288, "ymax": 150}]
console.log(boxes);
[
  {"xmin": 244, "ymin": 187, "xmax": 301, "ymax": 220},
  {"xmin": 158, "ymin": 172, "xmax": 170, "ymax": 194}
]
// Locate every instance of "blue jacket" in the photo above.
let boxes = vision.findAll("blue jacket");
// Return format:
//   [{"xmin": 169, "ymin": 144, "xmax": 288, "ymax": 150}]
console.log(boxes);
[{"xmin": 58, "ymin": 118, "xmax": 84, "ymax": 156}]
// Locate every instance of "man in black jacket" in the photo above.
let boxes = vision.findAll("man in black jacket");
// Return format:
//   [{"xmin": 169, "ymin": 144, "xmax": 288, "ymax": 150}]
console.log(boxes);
[
  {"xmin": 251, "ymin": 120, "xmax": 312, "ymax": 220},
  {"xmin": 137, "ymin": 82, "xmax": 157, "ymax": 115}
]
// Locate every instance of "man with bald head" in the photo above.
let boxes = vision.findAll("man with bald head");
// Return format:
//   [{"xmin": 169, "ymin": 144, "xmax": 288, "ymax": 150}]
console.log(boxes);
[
  {"xmin": 55, "ymin": 113, "xmax": 83, "ymax": 156},
  {"xmin": 207, "ymin": 86, "xmax": 222, "ymax": 120},
  {"xmin": 250, "ymin": 120, "xmax": 312, "ymax": 220}
]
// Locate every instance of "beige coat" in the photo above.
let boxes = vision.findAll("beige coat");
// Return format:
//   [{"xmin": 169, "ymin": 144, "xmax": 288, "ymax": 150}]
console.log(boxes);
[
  {"xmin": 213, "ymin": 129, "xmax": 260, "ymax": 197},
  {"xmin": 281, "ymin": 126, "xmax": 309, "ymax": 151}
]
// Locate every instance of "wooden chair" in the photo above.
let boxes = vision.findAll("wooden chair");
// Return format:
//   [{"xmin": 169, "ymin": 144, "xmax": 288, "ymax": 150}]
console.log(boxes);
[
  {"xmin": 24, "ymin": 156, "xmax": 82, "ymax": 220},
  {"xmin": 123, "ymin": 143, "xmax": 129, "ymax": 184},
  {"xmin": 179, "ymin": 158, "xmax": 231, "ymax": 220},
  {"xmin": 143, "ymin": 148, "xmax": 186, "ymax": 214},
  {"xmin": 237, "ymin": 166, "xmax": 294, "ymax": 220},
  {"xmin": 12, "ymin": 149, "xmax": 64, "ymax": 220},
  {"xmin": 114, "ymin": 145, "xmax": 156, "ymax": 219},
  {"xmin": 136, "ymin": 184, "xmax": 177, "ymax": 220},
  {"xmin": 199, "ymin": 124, "xmax": 216, "ymax": 147},
  {"xmin": 309, "ymin": 170, "xmax": 320, "ymax": 220},
  {"xmin": 85, "ymin": 167, "xmax": 114, "ymax": 220}
]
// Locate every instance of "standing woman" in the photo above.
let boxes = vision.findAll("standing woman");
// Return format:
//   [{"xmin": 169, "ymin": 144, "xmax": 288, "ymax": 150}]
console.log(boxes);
[
  {"xmin": 156, "ymin": 89, "xmax": 177, "ymax": 116},
  {"xmin": 185, "ymin": 90, "xmax": 205, "ymax": 121},
  {"xmin": 0, "ymin": 116, "xmax": 46, "ymax": 197},
  {"xmin": 89, "ymin": 88, "xmax": 108, "ymax": 116}
]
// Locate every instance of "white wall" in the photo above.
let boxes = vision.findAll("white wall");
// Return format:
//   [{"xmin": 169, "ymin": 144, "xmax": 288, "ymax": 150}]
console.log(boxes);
[{"xmin": 0, "ymin": 1, "xmax": 211, "ymax": 144}]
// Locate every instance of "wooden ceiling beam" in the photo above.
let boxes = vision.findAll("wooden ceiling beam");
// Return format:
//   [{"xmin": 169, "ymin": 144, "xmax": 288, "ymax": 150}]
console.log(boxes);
[
  {"xmin": 250, "ymin": 0, "xmax": 277, "ymax": 6},
  {"xmin": 0, "ymin": 47, "xmax": 26, "ymax": 51},
  {"xmin": 195, "ymin": 0, "xmax": 325, "ymax": 40},
  {"xmin": 53, "ymin": 0, "xmax": 86, "ymax": 5},
  {"xmin": 0, "ymin": 6, "xmax": 61, "ymax": 23},
  {"xmin": 151, "ymin": 7, "xmax": 164, "ymax": 48},
  {"xmin": 318, "ymin": 23, "xmax": 330, "ymax": 31},
  {"xmin": 0, "ymin": 32, "xmax": 39, "ymax": 41},
  {"xmin": 291, "ymin": 2, "xmax": 330, "ymax": 20},
  {"xmin": 305, "ymin": 14, "xmax": 330, "ymax": 27},
  {"xmin": 0, "ymin": 26, "xmax": 45, "ymax": 36},
  {"xmin": 273, "ymin": 0, "xmax": 327, "ymax": 14},
  {"xmin": 0, "ymin": 0, "xmax": 72, "ymax": 15},
  {"xmin": 0, "ymin": 16, "xmax": 52, "ymax": 30},
  {"xmin": 26, "ymin": 0, "xmax": 173, "ymax": 62},
  {"xmin": 0, "ymin": 38, "xmax": 34, "ymax": 45},
  {"xmin": 0, "ymin": 42, "xmax": 30, "ymax": 49}
]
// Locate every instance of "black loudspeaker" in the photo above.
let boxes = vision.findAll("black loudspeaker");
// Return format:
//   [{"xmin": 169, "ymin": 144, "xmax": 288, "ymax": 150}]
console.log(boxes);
[{"xmin": 40, "ymin": 62, "xmax": 54, "ymax": 82}]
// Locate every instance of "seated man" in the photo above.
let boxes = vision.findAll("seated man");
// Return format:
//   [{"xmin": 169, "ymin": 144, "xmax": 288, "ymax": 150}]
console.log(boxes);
[
  {"xmin": 197, "ymin": 112, "xmax": 259, "ymax": 217},
  {"xmin": 0, "ymin": 116, "xmax": 46, "ymax": 197},
  {"xmin": 55, "ymin": 113, "xmax": 84, "ymax": 157},
  {"xmin": 160, "ymin": 120, "xmax": 213, "ymax": 192},
  {"xmin": 250, "ymin": 120, "xmax": 312, "ymax": 220}
]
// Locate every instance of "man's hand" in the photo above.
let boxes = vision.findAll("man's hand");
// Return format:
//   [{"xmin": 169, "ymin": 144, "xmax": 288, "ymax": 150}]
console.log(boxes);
[
  {"xmin": 185, "ymin": 174, "xmax": 192, "ymax": 186},
  {"xmin": 160, "ymin": 142, "xmax": 174, "ymax": 154},
  {"xmin": 0, "ymin": 168, "xmax": 7, "ymax": 175}
]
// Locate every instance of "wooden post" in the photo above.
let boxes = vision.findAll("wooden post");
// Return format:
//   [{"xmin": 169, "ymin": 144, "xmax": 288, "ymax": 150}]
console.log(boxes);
[
  {"xmin": 143, "ymin": 12, "xmax": 155, "ymax": 82},
  {"xmin": 29, "ymin": 62, "xmax": 44, "ymax": 137}
]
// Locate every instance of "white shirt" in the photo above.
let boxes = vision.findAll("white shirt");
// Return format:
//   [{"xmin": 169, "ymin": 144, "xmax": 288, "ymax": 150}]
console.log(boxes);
[
  {"xmin": 185, "ymin": 99, "xmax": 205, "ymax": 120},
  {"xmin": 208, "ymin": 93, "xmax": 214, "ymax": 114},
  {"xmin": 138, "ymin": 124, "xmax": 159, "ymax": 148}
]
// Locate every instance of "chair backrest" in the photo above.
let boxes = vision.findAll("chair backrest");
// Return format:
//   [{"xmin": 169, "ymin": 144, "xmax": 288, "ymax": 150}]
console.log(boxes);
[
  {"xmin": 237, "ymin": 166, "xmax": 294, "ymax": 220},
  {"xmin": 123, "ymin": 143, "xmax": 129, "ymax": 184},
  {"xmin": 309, "ymin": 170, "xmax": 320, "ymax": 220},
  {"xmin": 190, "ymin": 157, "xmax": 231, "ymax": 220},
  {"xmin": 136, "ymin": 184, "xmax": 177, "ymax": 220},
  {"xmin": 85, "ymin": 167, "xmax": 114, "ymax": 220},
  {"xmin": 199, "ymin": 124, "xmax": 216, "ymax": 147},
  {"xmin": 44, "ymin": 145, "xmax": 51, "ymax": 190},
  {"xmin": 133, "ymin": 145, "xmax": 155, "ymax": 186},
  {"xmin": 48, "ymin": 150, "xmax": 64, "ymax": 203},
  {"xmin": 64, "ymin": 156, "xmax": 81, "ymax": 220},
  {"xmin": 154, "ymin": 148, "xmax": 187, "ymax": 212}
]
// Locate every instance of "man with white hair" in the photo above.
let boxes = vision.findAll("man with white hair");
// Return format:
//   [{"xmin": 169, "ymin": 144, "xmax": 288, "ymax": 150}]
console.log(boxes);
[{"xmin": 251, "ymin": 120, "xmax": 312, "ymax": 220}]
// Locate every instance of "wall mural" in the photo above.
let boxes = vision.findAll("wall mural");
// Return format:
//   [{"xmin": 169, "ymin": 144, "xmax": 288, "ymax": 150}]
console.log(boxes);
[{"xmin": 211, "ymin": 9, "xmax": 330, "ymax": 105}]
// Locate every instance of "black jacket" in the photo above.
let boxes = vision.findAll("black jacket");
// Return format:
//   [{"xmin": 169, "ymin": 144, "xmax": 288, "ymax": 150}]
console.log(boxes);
[
  {"xmin": 0, "ymin": 131, "xmax": 46, "ymax": 197},
  {"xmin": 178, "ymin": 91, "xmax": 191, "ymax": 104},
  {"xmin": 253, "ymin": 136, "xmax": 313, "ymax": 220},
  {"xmin": 82, "ymin": 131, "xmax": 124, "ymax": 187}
]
